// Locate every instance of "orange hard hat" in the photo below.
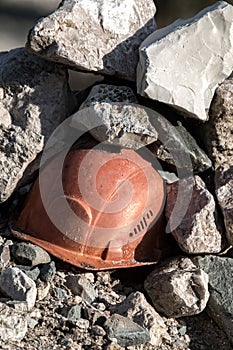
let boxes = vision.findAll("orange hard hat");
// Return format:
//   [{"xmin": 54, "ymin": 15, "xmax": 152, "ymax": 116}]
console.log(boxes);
[{"xmin": 12, "ymin": 145, "xmax": 170, "ymax": 270}]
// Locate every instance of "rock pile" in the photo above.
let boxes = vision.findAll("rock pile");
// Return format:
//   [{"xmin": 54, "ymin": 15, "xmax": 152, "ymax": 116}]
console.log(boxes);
[{"xmin": 0, "ymin": 0, "xmax": 232, "ymax": 349}]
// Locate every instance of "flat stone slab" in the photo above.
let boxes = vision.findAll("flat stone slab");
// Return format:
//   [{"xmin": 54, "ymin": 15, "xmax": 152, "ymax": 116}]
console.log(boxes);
[
  {"xmin": 165, "ymin": 176, "xmax": 223, "ymax": 254},
  {"xmin": 137, "ymin": 1, "xmax": 233, "ymax": 120},
  {"xmin": 193, "ymin": 256, "xmax": 233, "ymax": 344},
  {"xmin": 27, "ymin": 0, "xmax": 157, "ymax": 81},
  {"xmin": 0, "ymin": 48, "xmax": 75, "ymax": 203}
]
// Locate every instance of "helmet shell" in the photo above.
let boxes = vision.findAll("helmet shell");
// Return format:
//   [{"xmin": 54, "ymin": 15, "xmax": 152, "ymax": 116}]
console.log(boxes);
[{"xmin": 13, "ymin": 147, "xmax": 169, "ymax": 270}]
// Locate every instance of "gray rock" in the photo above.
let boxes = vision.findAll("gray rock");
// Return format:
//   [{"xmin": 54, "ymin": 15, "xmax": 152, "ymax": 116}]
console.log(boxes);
[
  {"xmin": 11, "ymin": 242, "xmax": 51, "ymax": 266},
  {"xmin": 27, "ymin": 0, "xmax": 156, "ymax": 81},
  {"xmin": 53, "ymin": 287, "xmax": 68, "ymax": 302},
  {"xmin": 137, "ymin": 1, "xmax": 233, "ymax": 121},
  {"xmin": 165, "ymin": 176, "xmax": 222, "ymax": 254},
  {"xmin": 80, "ymin": 84, "xmax": 138, "ymax": 109},
  {"xmin": 72, "ymin": 101, "xmax": 158, "ymax": 149},
  {"xmin": 0, "ymin": 302, "xmax": 28, "ymax": 341},
  {"xmin": 60, "ymin": 304, "xmax": 82, "ymax": 321},
  {"xmin": 16, "ymin": 265, "xmax": 40, "ymax": 281},
  {"xmin": 193, "ymin": 256, "xmax": 233, "ymax": 343},
  {"xmin": 111, "ymin": 291, "xmax": 169, "ymax": 347},
  {"xmin": 104, "ymin": 313, "xmax": 150, "ymax": 347},
  {"xmin": 0, "ymin": 239, "xmax": 12, "ymax": 267},
  {"xmin": 147, "ymin": 120, "xmax": 212, "ymax": 173},
  {"xmin": 0, "ymin": 267, "xmax": 37, "ymax": 310},
  {"xmin": 66, "ymin": 275, "xmax": 97, "ymax": 303},
  {"xmin": 0, "ymin": 48, "xmax": 75, "ymax": 203},
  {"xmin": 215, "ymin": 164, "xmax": 233, "ymax": 245},
  {"xmin": 39, "ymin": 261, "xmax": 56, "ymax": 283},
  {"xmin": 144, "ymin": 257, "xmax": 209, "ymax": 318},
  {"xmin": 201, "ymin": 76, "xmax": 233, "ymax": 168},
  {"xmin": 36, "ymin": 280, "xmax": 51, "ymax": 301}
]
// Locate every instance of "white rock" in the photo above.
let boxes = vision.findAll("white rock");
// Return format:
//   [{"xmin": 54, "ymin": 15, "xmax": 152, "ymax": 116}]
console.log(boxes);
[
  {"xmin": 137, "ymin": 1, "xmax": 233, "ymax": 120},
  {"xmin": 27, "ymin": 0, "xmax": 156, "ymax": 81},
  {"xmin": 0, "ymin": 302, "xmax": 28, "ymax": 341},
  {"xmin": 0, "ymin": 267, "xmax": 37, "ymax": 310}
]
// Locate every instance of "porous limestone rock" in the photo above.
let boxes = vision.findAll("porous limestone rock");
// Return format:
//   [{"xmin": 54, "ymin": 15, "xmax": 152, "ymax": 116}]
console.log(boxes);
[
  {"xmin": 215, "ymin": 164, "xmax": 233, "ymax": 245},
  {"xmin": 27, "ymin": 0, "xmax": 157, "ymax": 81},
  {"xmin": 144, "ymin": 257, "xmax": 209, "ymax": 318},
  {"xmin": 0, "ymin": 48, "xmax": 74, "ymax": 203},
  {"xmin": 201, "ymin": 76, "xmax": 233, "ymax": 168},
  {"xmin": 165, "ymin": 176, "xmax": 222, "ymax": 254},
  {"xmin": 111, "ymin": 291, "xmax": 170, "ymax": 347},
  {"xmin": 137, "ymin": 1, "xmax": 233, "ymax": 120}
]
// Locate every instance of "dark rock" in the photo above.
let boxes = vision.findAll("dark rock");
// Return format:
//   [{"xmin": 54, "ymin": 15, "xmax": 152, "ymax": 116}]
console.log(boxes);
[
  {"xmin": 144, "ymin": 257, "xmax": 209, "ymax": 318},
  {"xmin": 39, "ymin": 261, "xmax": 56, "ymax": 283},
  {"xmin": 193, "ymin": 255, "xmax": 233, "ymax": 344},
  {"xmin": 104, "ymin": 313, "xmax": 150, "ymax": 347},
  {"xmin": 11, "ymin": 242, "xmax": 51, "ymax": 266}
]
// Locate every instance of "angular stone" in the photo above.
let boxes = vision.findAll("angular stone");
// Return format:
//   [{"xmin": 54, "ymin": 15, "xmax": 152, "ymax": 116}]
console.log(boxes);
[
  {"xmin": 65, "ymin": 275, "xmax": 97, "ymax": 303},
  {"xmin": 215, "ymin": 164, "xmax": 233, "ymax": 245},
  {"xmin": 147, "ymin": 120, "xmax": 212, "ymax": 173},
  {"xmin": 11, "ymin": 242, "xmax": 51, "ymax": 266},
  {"xmin": 0, "ymin": 267, "xmax": 37, "ymax": 310},
  {"xmin": 111, "ymin": 291, "xmax": 169, "ymax": 347},
  {"xmin": 27, "ymin": 0, "xmax": 157, "ymax": 81},
  {"xmin": 0, "ymin": 302, "xmax": 28, "ymax": 341},
  {"xmin": 73, "ymin": 89, "xmax": 211, "ymax": 173},
  {"xmin": 193, "ymin": 256, "xmax": 233, "ymax": 343},
  {"xmin": 0, "ymin": 239, "xmax": 12, "ymax": 267},
  {"xmin": 144, "ymin": 257, "xmax": 209, "ymax": 318},
  {"xmin": 16, "ymin": 265, "xmax": 40, "ymax": 281},
  {"xmin": 104, "ymin": 313, "xmax": 150, "ymax": 347},
  {"xmin": 201, "ymin": 76, "xmax": 233, "ymax": 167},
  {"xmin": 39, "ymin": 261, "xmax": 56, "ymax": 283},
  {"xmin": 137, "ymin": 1, "xmax": 233, "ymax": 121},
  {"xmin": 0, "ymin": 48, "xmax": 75, "ymax": 203},
  {"xmin": 165, "ymin": 176, "xmax": 222, "ymax": 254},
  {"xmin": 60, "ymin": 304, "xmax": 82, "ymax": 321}
]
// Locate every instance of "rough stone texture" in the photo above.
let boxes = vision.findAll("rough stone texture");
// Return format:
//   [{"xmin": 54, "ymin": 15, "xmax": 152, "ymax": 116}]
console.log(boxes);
[
  {"xmin": 65, "ymin": 275, "xmax": 97, "ymax": 303},
  {"xmin": 11, "ymin": 242, "xmax": 51, "ymax": 266},
  {"xmin": 165, "ymin": 175, "xmax": 222, "ymax": 254},
  {"xmin": 111, "ymin": 291, "xmax": 169, "ymax": 347},
  {"xmin": 201, "ymin": 76, "xmax": 233, "ymax": 168},
  {"xmin": 215, "ymin": 164, "xmax": 233, "ymax": 245},
  {"xmin": 27, "ymin": 0, "xmax": 157, "ymax": 81},
  {"xmin": 0, "ymin": 267, "xmax": 37, "ymax": 310},
  {"xmin": 147, "ymin": 120, "xmax": 212, "ymax": 173},
  {"xmin": 39, "ymin": 261, "xmax": 56, "ymax": 283},
  {"xmin": 137, "ymin": 1, "xmax": 233, "ymax": 121},
  {"xmin": 0, "ymin": 48, "xmax": 75, "ymax": 203},
  {"xmin": 72, "ymin": 102, "xmax": 158, "ymax": 149},
  {"xmin": 104, "ymin": 313, "xmax": 150, "ymax": 347},
  {"xmin": 144, "ymin": 257, "xmax": 209, "ymax": 318},
  {"xmin": 60, "ymin": 304, "xmax": 82, "ymax": 321},
  {"xmin": 193, "ymin": 256, "xmax": 233, "ymax": 344},
  {"xmin": 73, "ymin": 86, "xmax": 211, "ymax": 173},
  {"xmin": 0, "ymin": 302, "xmax": 28, "ymax": 341}
]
